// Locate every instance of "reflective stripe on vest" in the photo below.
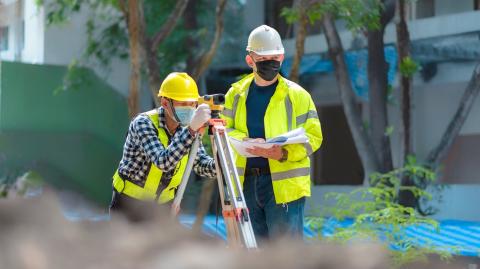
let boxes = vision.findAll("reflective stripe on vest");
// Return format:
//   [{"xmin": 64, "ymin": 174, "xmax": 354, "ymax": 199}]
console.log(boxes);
[
  {"xmin": 271, "ymin": 167, "xmax": 310, "ymax": 181},
  {"xmin": 285, "ymin": 95, "xmax": 293, "ymax": 131},
  {"xmin": 296, "ymin": 110, "xmax": 318, "ymax": 125},
  {"xmin": 112, "ymin": 110, "xmax": 189, "ymax": 204}
]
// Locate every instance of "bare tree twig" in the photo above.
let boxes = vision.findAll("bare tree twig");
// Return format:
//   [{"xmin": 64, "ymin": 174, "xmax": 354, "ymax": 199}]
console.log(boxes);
[
  {"xmin": 191, "ymin": 0, "xmax": 227, "ymax": 80},
  {"xmin": 151, "ymin": 0, "xmax": 190, "ymax": 52},
  {"xmin": 322, "ymin": 12, "xmax": 380, "ymax": 183},
  {"xmin": 426, "ymin": 63, "xmax": 480, "ymax": 168}
]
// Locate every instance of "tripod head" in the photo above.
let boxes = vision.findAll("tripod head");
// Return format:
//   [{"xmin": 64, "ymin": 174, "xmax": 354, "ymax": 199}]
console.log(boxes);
[{"xmin": 198, "ymin": 94, "xmax": 225, "ymax": 119}]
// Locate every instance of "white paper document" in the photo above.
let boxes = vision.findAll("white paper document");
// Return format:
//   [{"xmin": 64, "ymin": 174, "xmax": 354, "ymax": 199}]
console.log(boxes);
[{"xmin": 228, "ymin": 128, "xmax": 309, "ymax": 158}]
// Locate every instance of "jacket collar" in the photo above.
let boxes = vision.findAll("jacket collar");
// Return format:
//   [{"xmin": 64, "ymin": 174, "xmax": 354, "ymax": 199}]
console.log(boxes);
[{"xmin": 231, "ymin": 72, "xmax": 289, "ymax": 100}]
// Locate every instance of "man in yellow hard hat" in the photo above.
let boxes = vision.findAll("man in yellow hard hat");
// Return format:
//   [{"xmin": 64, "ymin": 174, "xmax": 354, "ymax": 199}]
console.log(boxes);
[
  {"xmin": 222, "ymin": 25, "xmax": 323, "ymax": 243},
  {"xmin": 110, "ymin": 72, "xmax": 216, "ymax": 215}
]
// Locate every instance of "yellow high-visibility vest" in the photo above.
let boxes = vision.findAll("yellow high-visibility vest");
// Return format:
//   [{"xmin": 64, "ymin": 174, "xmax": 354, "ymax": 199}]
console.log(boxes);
[
  {"xmin": 222, "ymin": 73, "xmax": 323, "ymax": 204},
  {"xmin": 112, "ymin": 109, "xmax": 188, "ymax": 204}
]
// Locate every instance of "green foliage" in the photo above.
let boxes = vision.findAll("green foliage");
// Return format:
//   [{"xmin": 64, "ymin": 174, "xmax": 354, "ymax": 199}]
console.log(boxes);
[
  {"xmin": 306, "ymin": 161, "xmax": 459, "ymax": 266},
  {"xmin": 0, "ymin": 169, "xmax": 44, "ymax": 198},
  {"xmin": 54, "ymin": 60, "xmax": 93, "ymax": 94},
  {"xmin": 384, "ymin": 125, "xmax": 394, "ymax": 137},
  {"xmin": 399, "ymin": 56, "xmax": 420, "ymax": 78},
  {"xmin": 201, "ymin": 133, "xmax": 213, "ymax": 156},
  {"xmin": 321, "ymin": 0, "xmax": 382, "ymax": 32},
  {"xmin": 40, "ymin": 0, "xmax": 224, "ymax": 93},
  {"xmin": 280, "ymin": 0, "xmax": 384, "ymax": 32},
  {"xmin": 280, "ymin": 7, "xmax": 299, "ymax": 25}
]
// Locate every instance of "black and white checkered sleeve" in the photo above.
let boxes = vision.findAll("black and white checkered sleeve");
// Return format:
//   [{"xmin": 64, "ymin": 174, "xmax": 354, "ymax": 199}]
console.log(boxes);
[
  {"xmin": 193, "ymin": 142, "xmax": 216, "ymax": 179},
  {"xmin": 133, "ymin": 115, "xmax": 194, "ymax": 172}
]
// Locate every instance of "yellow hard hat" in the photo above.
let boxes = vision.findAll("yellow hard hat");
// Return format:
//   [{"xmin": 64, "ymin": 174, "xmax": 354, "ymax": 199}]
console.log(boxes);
[{"xmin": 158, "ymin": 72, "xmax": 199, "ymax": 101}]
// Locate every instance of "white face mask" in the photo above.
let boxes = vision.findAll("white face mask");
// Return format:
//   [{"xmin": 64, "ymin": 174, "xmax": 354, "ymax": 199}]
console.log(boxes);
[{"xmin": 173, "ymin": 106, "xmax": 195, "ymax": 126}]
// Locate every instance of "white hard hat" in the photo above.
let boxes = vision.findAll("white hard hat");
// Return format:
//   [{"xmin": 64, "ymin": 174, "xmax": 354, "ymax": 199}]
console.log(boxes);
[{"xmin": 246, "ymin": 25, "xmax": 284, "ymax": 56}]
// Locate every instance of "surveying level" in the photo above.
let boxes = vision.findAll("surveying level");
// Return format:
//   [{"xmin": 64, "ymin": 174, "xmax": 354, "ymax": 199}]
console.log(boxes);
[
  {"xmin": 172, "ymin": 94, "xmax": 257, "ymax": 249},
  {"xmin": 198, "ymin": 94, "xmax": 225, "ymax": 114}
]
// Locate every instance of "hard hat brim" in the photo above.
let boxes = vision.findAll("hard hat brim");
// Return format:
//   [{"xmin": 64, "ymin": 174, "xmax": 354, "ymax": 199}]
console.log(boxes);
[
  {"xmin": 246, "ymin": 48, "xmax": 285, "ymax": 56},
  {"xmin": 158, "ymin": 93, "xmax": 199, "ymax": 102}
]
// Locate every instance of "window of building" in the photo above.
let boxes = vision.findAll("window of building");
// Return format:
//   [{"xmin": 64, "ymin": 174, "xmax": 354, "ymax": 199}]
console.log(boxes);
[
  {"xmin": 415, "ymin": 0, "xmax": 435, "ymax": 19},
  {"xmin": 0, "ymin": 26, "xmax": 9, "ymax": 51}
]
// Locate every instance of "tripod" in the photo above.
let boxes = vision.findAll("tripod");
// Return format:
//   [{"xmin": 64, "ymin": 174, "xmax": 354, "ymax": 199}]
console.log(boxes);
[{"xmin": 172, "ymin": 116, "xmax": 257, "ymax": 249}]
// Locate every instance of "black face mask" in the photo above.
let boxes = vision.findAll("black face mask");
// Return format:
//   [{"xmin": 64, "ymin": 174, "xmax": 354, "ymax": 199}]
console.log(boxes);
[{"xmin": 254, "ymin": 59, "xmax": 281, "ymax": 81}]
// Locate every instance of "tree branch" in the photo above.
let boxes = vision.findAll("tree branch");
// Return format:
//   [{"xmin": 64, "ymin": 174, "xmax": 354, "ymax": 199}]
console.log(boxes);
[
  {"xmin": 381, "ymin": 0, "xmax": 396, "ymax": 27},
  {"xmin": 426, "ymin": 63, "xmax": 480, "ymax": 168},
  {"xmin": 289, "ymin": 0, "xmax": 308, "ymax": 83},
  {"xmin": 150, "ymin": 0, "xmax": 190, "ymax": 52},
  {"xmin": 322, "ymin": 12, "xmax": 380, "ymax": 182},
  {"xmin": 118, "ymin": 0, "xmax": 128, "ymax": 19},
  {"xmin": 191, "ymin": 0, "xmax": 227, "ymax": 80}
]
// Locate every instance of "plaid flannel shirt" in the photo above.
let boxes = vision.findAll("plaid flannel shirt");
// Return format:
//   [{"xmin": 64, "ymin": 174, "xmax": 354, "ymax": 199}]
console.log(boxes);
[{"xmin": 117, "ymin": 107, "xmax": 216, "ymax": 186}]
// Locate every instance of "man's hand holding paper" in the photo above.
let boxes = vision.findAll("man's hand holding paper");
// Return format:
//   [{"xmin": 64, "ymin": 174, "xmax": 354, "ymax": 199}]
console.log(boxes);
[{"xmin": 229, "ymin": 128, "xmax": 309, "ymax": 158}]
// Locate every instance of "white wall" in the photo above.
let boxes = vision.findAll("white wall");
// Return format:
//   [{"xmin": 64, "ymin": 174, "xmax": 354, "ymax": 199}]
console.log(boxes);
[{"xmin": 22, "ymin": 0, "xmax": 44, "ymax": 63}]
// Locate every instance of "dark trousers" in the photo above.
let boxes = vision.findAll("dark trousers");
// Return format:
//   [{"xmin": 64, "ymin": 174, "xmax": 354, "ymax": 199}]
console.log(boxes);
[{"xmin": 243, "ymin": 173, "xmax": 305, "ymax": 245}]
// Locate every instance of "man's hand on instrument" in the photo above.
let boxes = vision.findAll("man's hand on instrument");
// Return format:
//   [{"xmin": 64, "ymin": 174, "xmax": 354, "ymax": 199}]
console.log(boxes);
[{"xmin": 189, "ymin": 104, "xmax": 211, "ymax": 131}]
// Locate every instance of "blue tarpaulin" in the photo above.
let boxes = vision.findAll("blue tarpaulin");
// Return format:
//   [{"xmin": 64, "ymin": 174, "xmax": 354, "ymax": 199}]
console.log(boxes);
[
  {"xmin": 281, "ymin": 46, "xmax": 398, "ymax": 101},
  {"xmin": 179, "ymin": 215, "xmax": 480, "ymax": 257}
]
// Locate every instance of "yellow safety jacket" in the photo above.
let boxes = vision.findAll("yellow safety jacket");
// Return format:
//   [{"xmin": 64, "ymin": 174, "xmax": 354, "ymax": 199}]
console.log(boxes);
[
  {"xmin": 222, "ymin": 73, "xmax": 323, "ymax": 204},
  {"xmin": 112, "ymin": 109, "xmax": 189, "ymax": 204}
]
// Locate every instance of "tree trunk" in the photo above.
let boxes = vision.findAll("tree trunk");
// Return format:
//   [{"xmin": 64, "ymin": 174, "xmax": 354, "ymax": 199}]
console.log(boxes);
[
  {"xmin": 426, "ymin": 63, "xmax": 480, "ymax": 168},
  {"xmin": 395, "ymin": 0, "xmax": 416, "ymax": 207},
  {"xmin": 191, "ymin": 0, "xmax": 228, "ymax": 80},
  {"xmin": 184, "ymin": 0, "xmax": 199, "ymax": 75},
  {"xmin": 144, "ymin": 0, "xmax": 190, "ymax": 106},
  {"xmin": 396, "ymin": 0, "xmax": 412, "ymax": 164},
  {"xmin": 289, "ymin": 0, "xmax": 308, "ymax": 83},
  {"xmin": 321, "ymin": 13, "xmax": 380, "ymax": 183},
  {"xmin": 367, "ymin": 0, "xmax": 396, "ymax": 173},
  {"xmin": 126, "ymin": 0, "xmax": 142, "ymax": 118},
  {"xmin": 144, "ymin": 45, "xmax": 162, "ymax": 107}
]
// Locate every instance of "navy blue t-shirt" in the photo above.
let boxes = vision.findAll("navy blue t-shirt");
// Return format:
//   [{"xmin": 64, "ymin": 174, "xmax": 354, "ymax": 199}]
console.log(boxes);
[{"xmin": 246, "ymin": 80, "xmax": 278, "ymax": 168}]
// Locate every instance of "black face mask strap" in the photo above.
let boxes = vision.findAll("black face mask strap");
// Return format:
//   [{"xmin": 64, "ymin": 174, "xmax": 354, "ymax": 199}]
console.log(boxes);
[{"xmin": 167, "ymin": 98, "xmax": 182, "ymax": 123}]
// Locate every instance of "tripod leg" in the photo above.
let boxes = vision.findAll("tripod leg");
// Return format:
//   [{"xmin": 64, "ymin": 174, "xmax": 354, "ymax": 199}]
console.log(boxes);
[
  {"xmin": 171, "ymin": 135, "xmax": 201, "ymax": 216},
  {"xmin": 213, "ymin": 131, "xmax": 257, "ymax": 249},
  {"xmin": 211, "ymin": 134, "xmax": 243, "ymax": 248}
]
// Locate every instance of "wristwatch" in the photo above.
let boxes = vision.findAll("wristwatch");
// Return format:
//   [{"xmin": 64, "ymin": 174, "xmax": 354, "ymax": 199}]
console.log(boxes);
[{"xmin": 279, "ymin": 148, "xmax": 288, "ymax": 162}]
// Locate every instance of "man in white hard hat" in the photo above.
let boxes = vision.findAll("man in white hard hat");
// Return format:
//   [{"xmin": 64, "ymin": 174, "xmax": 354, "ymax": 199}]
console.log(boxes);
[{"xmin": 222, "ymin": 25, "xmax": 323, "ymax": 243}]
